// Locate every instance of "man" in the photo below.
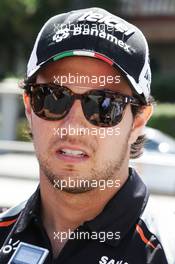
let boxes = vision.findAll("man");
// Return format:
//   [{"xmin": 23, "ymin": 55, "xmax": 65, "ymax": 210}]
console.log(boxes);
[{"xmin": 0, "ymin": 7, "xmax": 172, "ymax": 264}]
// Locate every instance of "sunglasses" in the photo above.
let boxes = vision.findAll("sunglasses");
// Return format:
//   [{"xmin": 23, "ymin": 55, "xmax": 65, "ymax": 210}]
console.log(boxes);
[{"xmin": 24, "ymin": 83, "xmax": 140, "ymax": 127}]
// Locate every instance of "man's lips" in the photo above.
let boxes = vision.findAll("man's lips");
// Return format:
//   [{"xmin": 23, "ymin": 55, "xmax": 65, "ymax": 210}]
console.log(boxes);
[{"xmin": 55, "ymin": 144, "xmax": 90, "ymax": 162}]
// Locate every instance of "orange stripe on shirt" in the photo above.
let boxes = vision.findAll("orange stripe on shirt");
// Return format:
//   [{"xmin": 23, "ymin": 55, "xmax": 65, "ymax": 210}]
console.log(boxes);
[
  {"xmin": 136, "ymin": 224, "xmax": 156, "ymax": 249},
  {"xmin": 0, "ymin": 218, "xmax": 17, "ymax": 227}
]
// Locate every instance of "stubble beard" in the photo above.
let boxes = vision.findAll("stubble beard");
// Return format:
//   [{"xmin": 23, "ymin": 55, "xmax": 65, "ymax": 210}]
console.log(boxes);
[{"xmin": 37, "ymin": 137, "xmax": 130, "ymax": 194}]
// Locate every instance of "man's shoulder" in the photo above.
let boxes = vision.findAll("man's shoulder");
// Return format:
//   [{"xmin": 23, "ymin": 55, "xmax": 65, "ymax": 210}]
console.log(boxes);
[{"xmin": 0, "ymin": 201, "xmax": 26, "ymax": 247}]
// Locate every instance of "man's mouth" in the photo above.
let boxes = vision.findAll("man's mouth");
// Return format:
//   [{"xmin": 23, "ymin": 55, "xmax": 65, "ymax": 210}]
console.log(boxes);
[
  {"xmin": 55, "ymin": 145, "xmax": 90, "ymax": 163},
  {"xmin": 59, "ymin": 148, "xmax": 88, "ymax": 157}
]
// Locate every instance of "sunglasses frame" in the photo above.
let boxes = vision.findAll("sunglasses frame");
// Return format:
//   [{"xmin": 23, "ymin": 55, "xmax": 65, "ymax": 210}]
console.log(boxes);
[{"xmin": 23, "ymin": 82, "xmax": 141, "ymax": 127}]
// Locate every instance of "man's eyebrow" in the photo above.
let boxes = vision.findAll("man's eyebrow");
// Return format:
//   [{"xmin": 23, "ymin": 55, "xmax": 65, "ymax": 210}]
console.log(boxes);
[
  {"xmin": 56, "ymin": 84, "xmax": 127, "ymax": 92},
  {"xmin": 58, "ymin": 85, "xmax": 116, "ymax": 92}
]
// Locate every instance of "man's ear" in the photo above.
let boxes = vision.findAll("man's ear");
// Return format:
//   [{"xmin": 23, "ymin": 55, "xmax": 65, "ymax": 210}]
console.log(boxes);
[
  {"xmin": 23, "ymin": 92, "xmax": 32, "ymax": 128},
  {"xmin": 128, "ymin": 105, "xmax": 153, "ymax": 145}
]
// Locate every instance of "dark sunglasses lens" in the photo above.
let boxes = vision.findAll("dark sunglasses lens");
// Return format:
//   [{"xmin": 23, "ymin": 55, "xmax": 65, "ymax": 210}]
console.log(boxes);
[
  {"xmin": 82, "ymin": 91, "xmax": 125, "ymax": 127},
  {"xmin": 31, "ymin": 85, "xmax": 73, "ymax": 120}
]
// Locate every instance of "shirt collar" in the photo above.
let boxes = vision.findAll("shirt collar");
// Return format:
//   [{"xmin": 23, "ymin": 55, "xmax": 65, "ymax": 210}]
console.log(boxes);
[
  {"xmin": 83, "ymin": 167, "xmax": 149, "ymax": 246},
  {"xmin": 14, "ymin": 185, "xmax": 40, "ymax": 234}
]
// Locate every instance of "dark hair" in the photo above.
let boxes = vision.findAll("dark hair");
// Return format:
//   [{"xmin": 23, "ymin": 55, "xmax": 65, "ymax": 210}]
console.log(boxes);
[{"xmin": 130, "ymin": 95, "xmax": 154, "ymax": 159}]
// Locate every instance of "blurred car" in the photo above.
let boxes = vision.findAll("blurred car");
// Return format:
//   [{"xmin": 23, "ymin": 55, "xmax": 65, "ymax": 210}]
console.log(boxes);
[
  {"xmin": 0, "ymin": 141, "xmax": 38, "ymax": 208},
  {"xmin": 144, "ymin": 127, "xmax": 175, "ymax": 154},
  {"xmin": 0, "ymin": 127, "xmax": 175, "ymax": 208},
  {"xmin": 131, "ymin": 127, "xmax": 175, "ymax": 195}
]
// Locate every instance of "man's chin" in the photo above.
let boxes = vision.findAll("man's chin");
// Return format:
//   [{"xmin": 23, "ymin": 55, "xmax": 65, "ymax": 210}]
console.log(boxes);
[{"xmin": 51, "ymin": 176, "xmax": 96, "ymax": 193}]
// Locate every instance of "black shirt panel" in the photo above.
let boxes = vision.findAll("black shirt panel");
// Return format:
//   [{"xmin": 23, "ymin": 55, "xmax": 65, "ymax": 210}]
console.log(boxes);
[{"xmin": 0, "ymin": 168, "xmax": 168, "ymax": 264}]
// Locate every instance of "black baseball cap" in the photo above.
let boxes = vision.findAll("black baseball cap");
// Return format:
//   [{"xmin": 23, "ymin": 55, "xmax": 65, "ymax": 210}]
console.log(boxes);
[{"xmin": 27, "ymin": 7, "xmax": 151, "ymax": 103}]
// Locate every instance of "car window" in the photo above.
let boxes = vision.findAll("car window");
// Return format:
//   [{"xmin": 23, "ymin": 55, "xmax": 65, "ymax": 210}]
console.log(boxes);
[
  {"xmin": 145, "ymin": 139, "xmax": 159, "ymax": 152},
  {"xmin": 145, "ymin": 139, "xmax": 175, "ymax": 154}
]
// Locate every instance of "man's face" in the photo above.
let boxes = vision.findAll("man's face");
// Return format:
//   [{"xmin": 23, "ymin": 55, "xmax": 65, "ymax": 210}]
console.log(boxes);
[{"xmin": 25, "ymin": 56, "xmax": 136, "ymax": 193}]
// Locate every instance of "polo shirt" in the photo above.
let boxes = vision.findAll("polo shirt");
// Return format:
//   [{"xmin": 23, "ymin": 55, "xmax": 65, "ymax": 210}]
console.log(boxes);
[{"xmin": 0, "ymin": 168, "xmax": 169, "ymax": 264}]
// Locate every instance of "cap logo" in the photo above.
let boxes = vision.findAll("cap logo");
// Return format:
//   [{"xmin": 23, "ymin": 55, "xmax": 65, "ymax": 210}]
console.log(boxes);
[
  {"xmin": 78, "ymin": 11, "xmax": 135, "ymax": 38},
  {"xmin": 142, "ymin": 68, "xmax": 151, "ymax": 96},
  {"xmin": 52, "ymin": 26, "xmax": 134, "ymax": 54},
  {"xmin": 52, "ymin": 27, "xmax": 70, "ymax": 42}
]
